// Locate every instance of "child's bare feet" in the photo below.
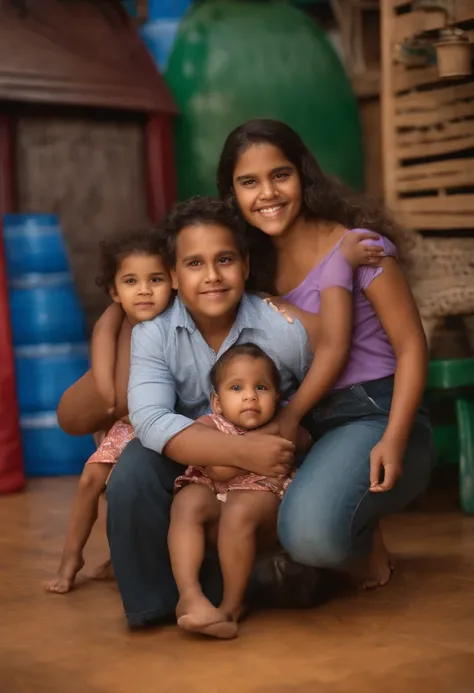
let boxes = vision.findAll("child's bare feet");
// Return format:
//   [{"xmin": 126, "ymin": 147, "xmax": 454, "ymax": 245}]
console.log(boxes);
[
  {"xmin": 46, "ymin": 554, "xmax": 84, "ymax": 594},
  {"xmin": 348, "ymin": 525, "xmax": 393, "ymax": 589},
  {"xmin": 176, "ymin": 590, "xmax": 238, "ymax": 639},
  {"xmin": 89, "ymin": 558, "xmax": 114, "ymax": 580}
]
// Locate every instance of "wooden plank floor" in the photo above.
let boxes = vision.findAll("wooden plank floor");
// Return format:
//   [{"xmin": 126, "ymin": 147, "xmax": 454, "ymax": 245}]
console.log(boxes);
[{"xmin": 1, "ymin": 474, "xmax": 474, "ymax": 693}]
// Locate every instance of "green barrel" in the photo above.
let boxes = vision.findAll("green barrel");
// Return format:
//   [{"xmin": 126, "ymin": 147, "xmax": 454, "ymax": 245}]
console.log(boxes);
[{"xmin": 166, "ymin": 0, "xmax": 363, "ymax": 200}]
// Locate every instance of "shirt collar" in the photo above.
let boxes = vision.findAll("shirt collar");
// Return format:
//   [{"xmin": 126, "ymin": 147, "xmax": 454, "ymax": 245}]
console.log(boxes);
[
  {"xmin": 170, "ymin": 293, "xmax": 260, "ymax": 336},
  {"xmin": 169, "ymin": 296, "xmax": 195, "ymax": 332}
]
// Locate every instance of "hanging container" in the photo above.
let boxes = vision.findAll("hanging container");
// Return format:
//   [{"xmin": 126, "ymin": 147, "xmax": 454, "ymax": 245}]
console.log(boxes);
[
  {"xmin": 8, "ymin": 273, "xmax": 86, "ymax": 346},
  {"xmin": 2, "ymin": 214, "xmax": 69, "ymax": 277},
  {"xmin": 436, "ymin": 29, "xmax": 472, "ymax": 79},
  {"xmin": 20, "ymin": 412, "xmax": 95, "ymax": 477},
  {"xmin": 15, "ymin": 343, "xmax": 90, "ymax": 413}
]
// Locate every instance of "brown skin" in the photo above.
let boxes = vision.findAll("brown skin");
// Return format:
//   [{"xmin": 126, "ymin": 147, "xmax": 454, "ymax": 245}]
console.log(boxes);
[
  {"xmin": 56, "ymin": 230, "xmax": 379, "ymax": 439},
  {"xmin": 232, "ymin": 141, "xmax": 428, "ymax": 587},
  {"xmin": 48, "ymin": 254, "xmax": 172, "ymax": 594},
  {"xmin": 232, "ymin": 143, "xmax": 382, "ymax": 446},
  {"xmin": 57, "ymin": 370, "xmax": 117, "ymax": 436},
  {"xmin": 170, "ymin": 484, "xmax": 279, "ymax": 639},
  {"xmin": 155, "ymin": 223, "xmax": 295, "ymax": 478},
  {"xmin": 92, "ymin": 253, "xmax": 172, "ymax": 415},
  {"xmin": 169, "ymin": 399, "xmax": 282, "ymax": 639},
  {"xmin": 90, "ymin": 303, "xmax": 126, "ymax": 415},
  {"xmin": 363, "ymin": 258, "xmax": 428, "ymax": 491},
  {"xmin": 232, "ymin": 142, "xmax": 428, "ymax": 487}
]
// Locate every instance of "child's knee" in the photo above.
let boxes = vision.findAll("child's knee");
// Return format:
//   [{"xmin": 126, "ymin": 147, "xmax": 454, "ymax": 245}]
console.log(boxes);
[
  {"xmin": 221, "ymin": 492, "xmax": 266, "ymax": 530},
  {"xmin": 79, "ymin": 464, "xmax": 109, "ymax": 494},
  {"xmin": 171, "ymin": 485, "xmax": 215, "ymax": 523}
]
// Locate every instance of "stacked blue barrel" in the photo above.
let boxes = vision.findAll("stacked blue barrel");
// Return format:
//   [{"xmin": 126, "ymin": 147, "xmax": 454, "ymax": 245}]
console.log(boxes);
[
  {"xmin": 140, "ymin": 0, "xmax": 192, "ymax": 71},
  {"xmin": 2, "ymin": 214, "xmax": 95, "ymax": 476}
]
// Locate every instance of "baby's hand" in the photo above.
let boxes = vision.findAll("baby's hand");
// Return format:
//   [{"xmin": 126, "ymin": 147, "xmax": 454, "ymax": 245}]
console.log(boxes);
[{"xmin": 340, "ymin": 231, "xmax": 384, "ymax": 269}]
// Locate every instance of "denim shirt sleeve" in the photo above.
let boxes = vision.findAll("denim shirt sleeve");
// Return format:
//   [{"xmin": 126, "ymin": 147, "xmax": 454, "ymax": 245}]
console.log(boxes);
[
  {"xmin": 256, "ymin": 299, "xmax": 313, "ymax": 386},
  {"xmin": 128, "ymin": 321, "xmax": 194, "ymax": 454},
  {"xmin": 295, "ymin": 318, "xmax": 313, "ymax": 380}
]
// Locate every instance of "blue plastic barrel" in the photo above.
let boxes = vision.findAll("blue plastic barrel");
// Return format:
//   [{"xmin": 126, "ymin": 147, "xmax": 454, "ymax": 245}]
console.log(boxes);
[
  {"xmin": 15, "ymin": 343, "xmax": 90, "ymax": 413},
  {"xmin": 2, "ymin": 214, "xmax": 69, "ymax": 277},
  {"xmin": 8, "ymin": 273, "xmax": 86, "ymax": 346},
  {"xmin": 148, "ymin": 0, "xmax": 191, "ymax": 20},
  {"xmin": 140, "ymin": 20, "xmax": 180, "ymax": 71},
  {"xmin": 20, "ymin": 412, "xmax": 95, "ymax": 477},
  {"xmin": 140, "ymin": 1, "xmax": 191, "ymax": 70}
]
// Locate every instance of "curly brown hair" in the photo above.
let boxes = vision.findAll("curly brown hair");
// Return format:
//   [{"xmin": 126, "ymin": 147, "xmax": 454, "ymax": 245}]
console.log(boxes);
[
  {"xmin": 95, "ymin": 229, "xmax": 166, "ymax": 292},
  {"xmin": 217, "ymin": 119, "xmax": 412, "ymax": 294}
]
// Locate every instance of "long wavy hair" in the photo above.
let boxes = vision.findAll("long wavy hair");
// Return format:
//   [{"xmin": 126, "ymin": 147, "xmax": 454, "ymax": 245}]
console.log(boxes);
[{"xmin": 217, "ymin": 118, "xmax": 411, "ymax": 294}]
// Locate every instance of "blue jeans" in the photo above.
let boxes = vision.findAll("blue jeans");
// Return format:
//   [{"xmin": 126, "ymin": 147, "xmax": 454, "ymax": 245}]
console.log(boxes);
[
  {"xmin": 107, "ymin": 377, "xmax": 433, "ymax": 626},
  {"xmin": 278, "ymin": 376, "xmax": 434, "ymax": 567},
  {"xmin": 106, "ymin": 440, "xmax": 223, "ymax": 627}
]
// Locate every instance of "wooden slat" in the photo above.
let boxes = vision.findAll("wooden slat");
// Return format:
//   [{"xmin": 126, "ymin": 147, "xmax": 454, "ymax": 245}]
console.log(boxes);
[
  {"xmin": 394, "ymin": 100, "xmax": 474, "ymax": 127},
  {"xmin": 396, "ymin": 157, "xmax": 474, "ymax": 191},
  {"xmin": 393, "ymin": 65, "xmax": 440, "ymax": 93},
  {"xmin": 399, "ymin": 194, "xmax": 474, "ymax": 214},
  {"xmin": 399, "ymin": 212, "xmax": 474, "ymax": 229},
  {"xmin": 396, "ymin": 133, "xmax": 474, "ymax": 159},
  {"xmin": 392, "ymin": 10, "xmax": 446, "ymax": 44},
  {"xmin": 396, "ymin": 171, "xmax": 474, "ymax": 192},
  {"xmin": 397, "ymin": 158, "xmax": 474, "ymax": 180},
  {"xmin": 395, "ymin": 82, "xmax": 474, "ymax": 110},
  {"xmin": 396, "ymin": 119, "xmax": 474, "ymax": 145}
]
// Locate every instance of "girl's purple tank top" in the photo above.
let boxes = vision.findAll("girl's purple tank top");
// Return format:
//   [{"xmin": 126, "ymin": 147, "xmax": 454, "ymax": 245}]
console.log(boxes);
[{"xmin": 283, "ymin": 229, "xmax": 397, "ymax": 390}]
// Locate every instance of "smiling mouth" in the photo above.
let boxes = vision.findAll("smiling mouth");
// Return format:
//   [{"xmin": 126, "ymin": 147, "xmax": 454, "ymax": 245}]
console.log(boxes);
[
  {"xmin": 201, "ymin": 289, "xmax": 229, "ymax": 297},
  {"xmin": 241, "ymin": 408, "xmax": 260, "ymax": 414},
  {"xmin": 255, "ymin": 203, "xmax": 286, "ymax": 217}
]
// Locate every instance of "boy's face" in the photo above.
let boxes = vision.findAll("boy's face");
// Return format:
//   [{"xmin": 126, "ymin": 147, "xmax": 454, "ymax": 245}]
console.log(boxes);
[
  {"xmin": 111, "ymin": 253, "xmax": 172, "ymax": 324},
  {"xmin": 211, "ymin": 355, "xmax": 278, "ymax": 430},
  {"xmin": 171, "ymin": 223, "xmax": 249, "ymax": 324}
]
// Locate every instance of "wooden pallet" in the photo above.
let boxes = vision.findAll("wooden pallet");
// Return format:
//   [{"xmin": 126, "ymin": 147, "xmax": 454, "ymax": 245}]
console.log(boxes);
[{"xmin": 381, "ymin": 0, "xmax": 474, "ymax": 232}]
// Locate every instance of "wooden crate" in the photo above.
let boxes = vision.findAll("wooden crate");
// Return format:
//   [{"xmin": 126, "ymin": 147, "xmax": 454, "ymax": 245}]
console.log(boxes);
[{"xmin": 381, "ymin": 0, "xmax": 474, "ymax": 231}]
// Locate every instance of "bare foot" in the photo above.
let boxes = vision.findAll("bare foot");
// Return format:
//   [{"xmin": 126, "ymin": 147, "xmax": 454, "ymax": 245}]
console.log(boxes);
[
  {"xmin": 89, "ymin": 558, "xmax": 114, "ymax": 581},
  {"xmin": 176, "ymin": 591, "xmax": 238, "ymax": 639},
  {"xmin": 349, "ymin": 525, "xmax": 394, "ymax": 590},
  {"xmin": 220, "ymin": 602, "xmax": 248, "ymax": 623},
  {"xmin": 45, "ymin": 554, "xmax": 84, "ymax": 594}
]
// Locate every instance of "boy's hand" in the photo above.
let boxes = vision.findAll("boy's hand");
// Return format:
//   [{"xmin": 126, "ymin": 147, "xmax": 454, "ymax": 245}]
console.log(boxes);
[
  {"xmin": 272, "ymin": 408, "xmax": 301, "ymax": 447},
  {"xmin": 340, "ymin": 231, "xmax": 384, "ymax": 269}
]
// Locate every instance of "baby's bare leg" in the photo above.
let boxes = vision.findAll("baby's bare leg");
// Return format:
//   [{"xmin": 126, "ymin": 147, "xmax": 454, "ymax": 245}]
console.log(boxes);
[
  {"xmin": 169, "ymin": 485, "xmax": 220, "ymax": 615},
  {"xmin": 46, "ymin": 463, "xmax": 112, "ymax": 594},
  {"xmin": 219, "ymin": 490, "xmax": 280, "ymax": 622},
  {"xmin": 169, "ymin": 485, "xmax": 237, "ymax": 638}
]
